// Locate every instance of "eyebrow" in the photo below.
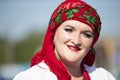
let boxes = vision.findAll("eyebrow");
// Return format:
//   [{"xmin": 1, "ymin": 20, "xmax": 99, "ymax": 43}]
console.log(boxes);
[
  {"xmin": 65, "ymin": 25, "xmax": 94, "ymax": 34},
  {"xmin": 65, "ymin": 25, "xmax": 75, "ymax": 30},
  {"xmin": 83, "ymin": 30, "xmax": 93, "ymax": 33},
  {"xmin": 65, "ymin": 25, "xmax": 92, "ymax": 31}
]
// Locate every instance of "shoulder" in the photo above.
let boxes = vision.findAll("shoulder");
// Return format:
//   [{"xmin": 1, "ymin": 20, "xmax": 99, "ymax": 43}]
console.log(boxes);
[
  {"xmin": 13, "ymin": 61, "xmax": 57, "ymax": 80},
  {"xmin": 85, "ymin": 65, "xmax": 116, "ymax": 80}
]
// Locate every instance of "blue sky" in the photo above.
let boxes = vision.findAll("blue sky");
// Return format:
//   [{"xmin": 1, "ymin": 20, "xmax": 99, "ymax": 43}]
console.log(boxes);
[{"xmin": 0, "ymin": 0, "xmax": 120, "ymax": 43}]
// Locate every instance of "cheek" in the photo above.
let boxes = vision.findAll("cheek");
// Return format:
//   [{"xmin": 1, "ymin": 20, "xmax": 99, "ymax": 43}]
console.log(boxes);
[
  {"xmin": 82, "ymin": 38, "xmax": 93, "ymax": 49},
  {"xmin": 54, "ymin": 30, "xmax": 70, "ymax": 43}
]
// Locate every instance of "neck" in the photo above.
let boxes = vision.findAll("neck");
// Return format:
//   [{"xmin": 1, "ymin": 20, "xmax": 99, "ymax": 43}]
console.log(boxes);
[
  {"xmin": 66, "ymin": 65, "xmax": 84, "ymax": 80},
  {"xmin": 67, "ymin": 65, "xmax": 82, "ymax": 77}
]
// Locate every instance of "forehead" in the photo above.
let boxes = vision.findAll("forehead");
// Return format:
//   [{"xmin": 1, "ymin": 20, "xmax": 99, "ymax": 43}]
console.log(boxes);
[{"xmin": 59, "ymin": 20, "xmax": 93, "ymax": 31}]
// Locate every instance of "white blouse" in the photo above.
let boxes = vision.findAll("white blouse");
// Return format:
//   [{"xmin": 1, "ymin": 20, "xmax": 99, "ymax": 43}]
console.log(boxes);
[{"xmin": 13, "ymin": 61, "xmax": 116, "ymax": 80}]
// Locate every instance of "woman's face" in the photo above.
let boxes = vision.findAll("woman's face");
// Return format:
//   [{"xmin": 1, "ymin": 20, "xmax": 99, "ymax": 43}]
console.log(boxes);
[{"xmin": 54, "ymin": 20, "xmax": 94, "ymax": 67}]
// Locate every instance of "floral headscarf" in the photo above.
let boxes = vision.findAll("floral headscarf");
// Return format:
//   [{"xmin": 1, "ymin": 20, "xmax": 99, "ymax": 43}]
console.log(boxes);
[{"xmin": 31, "ymin": 0, "xmax": 101, "ymax": 80}]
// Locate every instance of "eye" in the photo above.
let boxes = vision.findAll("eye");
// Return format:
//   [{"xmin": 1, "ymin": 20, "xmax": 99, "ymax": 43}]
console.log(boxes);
[
  {"xmin": 84, "ymin": 33, "xmax": 93, "ymax": 38},
  {"xmin": 64, "ymin": 25, "xmax": 75, "ymax": 33},
  {"xmin": 64, "ymin": 28, "xmax": 73, "ymax": 32},
  {"xmin": 82, "ymin": 31, "xmax": 94, "ymax": 38}
]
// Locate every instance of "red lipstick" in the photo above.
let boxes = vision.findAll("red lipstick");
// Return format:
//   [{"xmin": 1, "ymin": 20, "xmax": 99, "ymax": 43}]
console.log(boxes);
[{"xmin": 67, "ymin": 45, "xmax": 80, "ymax": 52}]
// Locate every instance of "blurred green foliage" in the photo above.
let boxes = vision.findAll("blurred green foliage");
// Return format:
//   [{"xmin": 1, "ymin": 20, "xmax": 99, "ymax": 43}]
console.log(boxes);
[
  {"xmin": 0, "ymin": 31, "xmax": 45, "ymax": 64},
  {"xmin": 0, "ymin": 39, "xmax": 6, "ymax": 63}
]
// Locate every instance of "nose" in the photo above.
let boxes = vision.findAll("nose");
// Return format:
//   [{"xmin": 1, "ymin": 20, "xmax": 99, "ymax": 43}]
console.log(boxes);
[{"xmin": 71, "ymin": 33, "xmax": 81, "ymax": 46}]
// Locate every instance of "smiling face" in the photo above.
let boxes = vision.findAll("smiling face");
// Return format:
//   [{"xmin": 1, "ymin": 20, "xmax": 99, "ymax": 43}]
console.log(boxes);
[{"xmin": 54, "ymin": 20, "xmax": 94, "ymax": 67}]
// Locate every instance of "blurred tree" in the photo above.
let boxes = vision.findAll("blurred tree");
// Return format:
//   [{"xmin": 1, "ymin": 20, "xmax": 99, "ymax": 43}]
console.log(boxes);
[
  {"xmin": 0, "ymin": 30, "xmax": 45, "ymax": 64},
  {"xmin": 14, "ymin": 32, "xmax": 45, "ymax": 63},
  {"xmin": 0, "ymin": 39, "xmax": 6, "ymax": 64},
  {"xmin": 0, "ymin": 38, "xmax": 15, "ymax": 64}
]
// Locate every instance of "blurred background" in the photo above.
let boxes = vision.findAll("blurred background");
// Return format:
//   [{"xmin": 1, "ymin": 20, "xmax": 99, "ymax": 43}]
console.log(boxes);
[{"xmin": 0, "ymin": 0, "xmax": 120, "ymax": 80}]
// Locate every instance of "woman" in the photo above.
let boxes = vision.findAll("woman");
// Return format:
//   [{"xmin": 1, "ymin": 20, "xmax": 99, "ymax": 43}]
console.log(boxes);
[{"xmin": 13, "ymin": 0, "xmax": 116, "ymax": 80}]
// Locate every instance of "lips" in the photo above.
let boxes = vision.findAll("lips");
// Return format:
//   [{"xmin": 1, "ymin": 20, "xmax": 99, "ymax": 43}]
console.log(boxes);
[{"xmin": 67, "ymin": 45, "xmax": 81, "ymax": 52}]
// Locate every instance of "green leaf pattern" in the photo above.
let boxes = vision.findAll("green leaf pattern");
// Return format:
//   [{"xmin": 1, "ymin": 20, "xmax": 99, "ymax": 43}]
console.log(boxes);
[
  {"xmin": 55, "ymin": 8, "xmax": 79, "ymax": 23},
  {"xmin": 55, "ymin": 14, "xmax": 62, "ymax": 23},
  {"xmin": 98, "ymin": 26, "xmax": 101, "ymax": 34},
  {"xmin": 72, "ymin": 8, "xmax": 79, "ymax": 13},
  {"xmin": 67, "ymin": 10, "xmax": 73, "ymax": 18},
  {"xmin": 54, "ymin": 6, "xmax": 99, "ymax": 33},
  {"xmin": 83, "ymin": 11, "xmax": 97, "ymax": 26}
]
